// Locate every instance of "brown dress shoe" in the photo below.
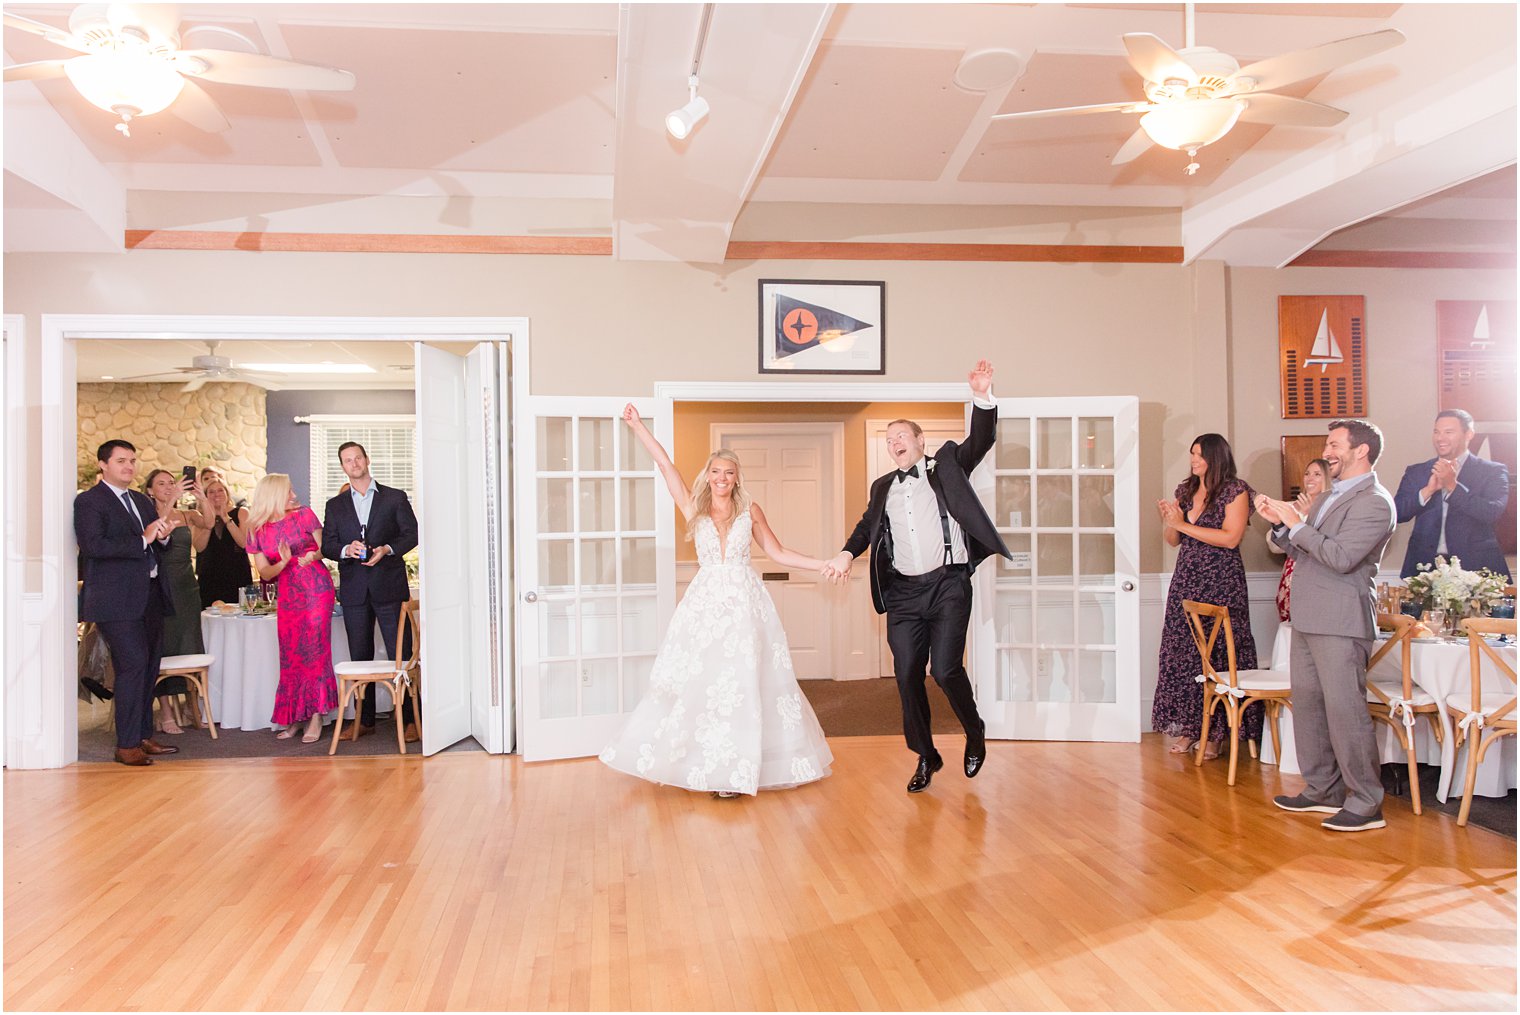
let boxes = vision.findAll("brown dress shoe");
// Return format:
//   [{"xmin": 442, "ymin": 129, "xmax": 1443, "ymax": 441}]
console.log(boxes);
[
  {"xmin": 140, "ymin": 739, "xmax": 179, "ymax": 755},
  {"xmin": 342, "ymin": 723, "xmax": 376, "ymax": 742},
  {"xmin": 114, "ymin": 747, "xmax": 153, "ymax": 766},
  {"xmin": 403, "ymin": 722, "xmax": 420, "ymax": 743}
]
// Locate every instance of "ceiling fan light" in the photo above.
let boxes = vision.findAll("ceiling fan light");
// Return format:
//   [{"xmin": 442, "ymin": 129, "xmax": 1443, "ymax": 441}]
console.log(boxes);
[
  {"xmin": 1138, "ymin": 98, "xmax": 1244, "ymax": 151},
  {"xmin": 64, "ymin": 50, "xmax": 184, "ymax": 118}
]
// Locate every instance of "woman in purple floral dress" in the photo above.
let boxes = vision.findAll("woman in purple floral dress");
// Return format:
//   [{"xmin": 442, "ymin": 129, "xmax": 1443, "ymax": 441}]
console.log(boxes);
[
  {"xmin": 1153, "ymin": 434, "xmax": 1259, "ymax": 759},
  {"xmin": 246, "ymin": 474, "xmax": 338, "ymax": 743}
]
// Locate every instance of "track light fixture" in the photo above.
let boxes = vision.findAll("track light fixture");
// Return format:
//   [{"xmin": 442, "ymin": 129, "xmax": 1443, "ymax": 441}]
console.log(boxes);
[
  {"xmin": 665, "ymin": 3, "xmax": 714, "ymax": 142},
  {"xmin": 666, "ymin": 74, "xmax": 709, "ymax": 140}
]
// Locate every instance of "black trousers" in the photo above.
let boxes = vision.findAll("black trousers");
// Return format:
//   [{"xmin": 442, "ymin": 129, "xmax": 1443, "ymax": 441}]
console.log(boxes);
[
  {"xmin": 97, "ymin": 586, "xmax": 166, "ymax": 750},
  {"xmin": 341, "ymin": 598, "xmax": 416, "ymax": 726},
  {"xmin": 884, "ymin": 564, "xmax": 984, "ymax": 761}
]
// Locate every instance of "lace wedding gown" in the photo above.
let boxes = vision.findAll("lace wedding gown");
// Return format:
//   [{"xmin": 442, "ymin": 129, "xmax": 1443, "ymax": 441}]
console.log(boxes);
[{"xmin": 600, "ymin": 509, "xmax": 833, "ymax": 795}]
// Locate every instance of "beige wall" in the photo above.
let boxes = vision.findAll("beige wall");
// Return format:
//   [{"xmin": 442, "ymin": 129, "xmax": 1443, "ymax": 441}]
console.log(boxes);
[
  {"xmin": 7, "ymin": 249, "xmax": 1514, "ymax": 589},
  {"xmin": 76, "ymin": 381, "xmax": 266, "ymax": 494},
  {"xmin": 1226, "ymin": 266, "xmax": 1517, "ymax": 574}
]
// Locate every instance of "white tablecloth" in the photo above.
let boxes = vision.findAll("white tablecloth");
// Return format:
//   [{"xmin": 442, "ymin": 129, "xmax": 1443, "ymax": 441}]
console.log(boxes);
[
  {"xmin": 200, "ymin": 611, "xmax": 393, "ymax": 731},
  {"xmin": 1262, "ymin": 623, "xmax": 1517, "ymax": 801}
]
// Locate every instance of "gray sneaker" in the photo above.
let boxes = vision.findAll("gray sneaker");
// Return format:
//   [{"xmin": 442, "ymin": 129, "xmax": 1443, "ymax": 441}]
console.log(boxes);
[
  {"xmin": 1273, "ymin": 793, "xmax": 1339, "ymax": 814},
  {"xmin": 1321, "ymin": 808, "xmax": 1386, "ymax": 832}
]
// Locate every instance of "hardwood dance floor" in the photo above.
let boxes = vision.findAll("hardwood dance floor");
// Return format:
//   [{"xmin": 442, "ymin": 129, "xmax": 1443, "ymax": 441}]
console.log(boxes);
[{"xmin": 4, "ymin": 735, "xmax": 1515, "ymax": 1011}]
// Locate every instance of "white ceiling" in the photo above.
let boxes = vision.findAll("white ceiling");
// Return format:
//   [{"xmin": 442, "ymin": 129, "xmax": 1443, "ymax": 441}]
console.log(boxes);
[
  {"xmin": 4, "ymin": 2, "xmax": 1516, "ymax": 265},
  {"xmin": 76, "ymin": 339, "xmax": 417, "ymax": 389}
]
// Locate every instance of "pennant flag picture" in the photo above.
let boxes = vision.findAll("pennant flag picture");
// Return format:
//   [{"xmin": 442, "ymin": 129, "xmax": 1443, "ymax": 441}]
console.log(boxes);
[{"xmin": 759, "ymin": 280, "xmax": 885, "ymax": 374}]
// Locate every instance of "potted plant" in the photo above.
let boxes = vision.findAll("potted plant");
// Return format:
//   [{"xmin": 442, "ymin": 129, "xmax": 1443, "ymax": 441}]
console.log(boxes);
[{"xmin": 1404, "ymin": 556, "xmax": 1509, "ymax": 634}]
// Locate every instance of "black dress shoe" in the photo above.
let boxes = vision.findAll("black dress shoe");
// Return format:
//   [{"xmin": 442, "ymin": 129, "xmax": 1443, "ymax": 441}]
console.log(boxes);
[
  {"xmin": 81, "ymin": 677, "xmax": 113, "ymax": 701},
  {"xmin": 907, "ymin": 755, "xmax": 944, "ymax": 794},
  {"xmin": 965, "ymin": 721, "xmax": 986, "ymax": 778}
]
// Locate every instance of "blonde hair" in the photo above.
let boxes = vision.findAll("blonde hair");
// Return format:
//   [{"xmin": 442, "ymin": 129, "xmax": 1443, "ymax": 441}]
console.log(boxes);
[
  {"xmin": 686, "ymin": 449, "xmax": 751, "ymax": 540},
  {"xmin": 246, "ymin": 474, "xmax": 294, "ymax": 538}
]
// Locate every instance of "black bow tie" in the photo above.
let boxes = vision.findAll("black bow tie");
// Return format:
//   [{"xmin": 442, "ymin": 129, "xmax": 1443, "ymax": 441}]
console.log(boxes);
[{"xmin": 895, "ymin": 464, "xmax": 920, "ymax": 483}]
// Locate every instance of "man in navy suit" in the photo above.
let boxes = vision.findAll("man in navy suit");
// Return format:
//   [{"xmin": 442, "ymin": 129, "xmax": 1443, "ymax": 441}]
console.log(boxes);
[
  {"xmin": 1394, "ymin": 409, "xmax": 1512, "ymax": 579},
  {"xmin": 321, "ymin": 442, "xmax": 420, "ymax": 740},
  {"xmin": 74, "ymin": 439, "xmax": 184, "ymax": 766},
  {"xmin": 825, "ymin": 361, "xmax": 1012, "ymax": 794}
]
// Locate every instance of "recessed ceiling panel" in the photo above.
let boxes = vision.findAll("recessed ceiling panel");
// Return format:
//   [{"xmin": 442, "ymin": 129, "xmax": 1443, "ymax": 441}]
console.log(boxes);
[
  {"xmin": 765, "ymin": 43, "xmax": 984, "ymax": 181},
  {"xmin": 286, "ymin": 25, "xmax": 617, "ymax": 174}
]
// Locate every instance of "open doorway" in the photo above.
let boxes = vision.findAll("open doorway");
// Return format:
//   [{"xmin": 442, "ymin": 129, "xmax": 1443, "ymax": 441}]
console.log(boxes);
[
  {"xmin": 22, "ymin": 314, "xmax": 521, "ymax": 771},
  {"xmin": 672, "ymin": 400, "xmax": 968, "ymax": 740}
]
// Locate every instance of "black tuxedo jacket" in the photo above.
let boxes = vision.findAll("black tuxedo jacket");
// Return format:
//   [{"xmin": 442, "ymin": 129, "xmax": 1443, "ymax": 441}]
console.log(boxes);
[
  {"xmin": 321, "ymin": 482, "xmax": 419, "ymax": 605},
  {"xmin": 74, "ymin": 482, "xmax": 173, "ymax": 623},
  {"xmin": 842, "ymin": 404, "xmax": 1012, "ymax": 614}
]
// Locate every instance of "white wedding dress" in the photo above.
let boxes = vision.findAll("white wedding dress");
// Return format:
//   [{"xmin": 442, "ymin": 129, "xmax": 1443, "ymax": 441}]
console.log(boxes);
[{"xmin": 600, "ymin": 508, "xmax": 833, "ymax": 795}]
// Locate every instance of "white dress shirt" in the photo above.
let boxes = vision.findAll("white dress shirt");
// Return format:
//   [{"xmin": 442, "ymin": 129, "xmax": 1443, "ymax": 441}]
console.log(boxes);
[{"xmin": 884, "ymin": 391, "xmax": 994, "ymax": 576}]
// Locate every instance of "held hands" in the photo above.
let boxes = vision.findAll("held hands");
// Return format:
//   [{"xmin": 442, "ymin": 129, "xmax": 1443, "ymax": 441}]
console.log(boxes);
[
  {"xmin": 968, "ymin": 360, "xmax": 994, "ymax": 398},
  {"xmin": 820, "ymin": 551, "xmax": 853, "ymax": 584}
]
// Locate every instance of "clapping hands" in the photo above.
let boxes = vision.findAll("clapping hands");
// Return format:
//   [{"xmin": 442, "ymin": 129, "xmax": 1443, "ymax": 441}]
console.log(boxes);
[{"xmin": 1156, "ymin": 498, "xmax": 1183, "ymax": 529}]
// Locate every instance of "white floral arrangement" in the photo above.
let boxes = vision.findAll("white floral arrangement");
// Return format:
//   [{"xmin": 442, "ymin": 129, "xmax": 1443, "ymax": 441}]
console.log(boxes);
[{"xmin": 1405, "ymin": 556, "xmax": 1509, "ymax": 615}]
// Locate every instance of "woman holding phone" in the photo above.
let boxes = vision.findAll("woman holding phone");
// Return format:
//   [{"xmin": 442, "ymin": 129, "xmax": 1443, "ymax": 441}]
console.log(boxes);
[{"xmin": 143, "ymin": 467, "xmax": 212, "ymax": 734}]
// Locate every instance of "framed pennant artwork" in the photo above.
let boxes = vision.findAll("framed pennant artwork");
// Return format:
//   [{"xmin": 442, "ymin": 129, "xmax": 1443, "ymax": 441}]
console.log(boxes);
[
  {"xmin": 758, "ymin": 279, "xmax": 885, "ymax": 375},
  {"xmin": 1278, "ymin": 295, "xmax": 1367, "ymax": 419}
]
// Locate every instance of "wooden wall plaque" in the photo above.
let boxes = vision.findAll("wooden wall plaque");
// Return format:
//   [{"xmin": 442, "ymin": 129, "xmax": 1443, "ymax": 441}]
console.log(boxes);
[
  {"xmin": 1280, "ymin": 435, "xmax": 1328, "ymax": 499},
  {"xmin": 1279, "ymin": 295, "xmax": 1367, "ymax": 419},
  {"xmin": 1437, "ymin": 300, "xmax": 1516, "ymax": 423}
]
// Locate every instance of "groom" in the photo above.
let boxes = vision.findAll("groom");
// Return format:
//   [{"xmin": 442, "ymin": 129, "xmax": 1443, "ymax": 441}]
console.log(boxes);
[{"xmin": 825, "ymin": 360, "xmax": 1011, "ymax": 793}]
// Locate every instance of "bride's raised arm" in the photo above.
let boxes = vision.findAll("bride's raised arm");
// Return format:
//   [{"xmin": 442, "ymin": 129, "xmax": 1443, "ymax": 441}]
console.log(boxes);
[
  {"xmin": 621, "ymin": 403, "xmax": 695, "ymax": 521},
  {"xmin": 749, "ymin": 503, "xmax": 827, "ymax": 571}
]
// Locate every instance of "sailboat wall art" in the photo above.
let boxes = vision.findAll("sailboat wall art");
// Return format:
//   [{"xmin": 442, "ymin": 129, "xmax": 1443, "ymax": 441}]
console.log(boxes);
[
  {"xmin": 1278, "ymin": 295, "xmax": 1367, "ymax": 419},
  {"xmin": 1437, "ymin": 300, "xmax": 1516, "ymax": 423}
]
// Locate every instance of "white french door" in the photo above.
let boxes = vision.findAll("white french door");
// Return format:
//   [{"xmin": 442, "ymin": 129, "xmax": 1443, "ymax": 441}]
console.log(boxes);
[
  {"xmin": 971, "ymin": 397, "xmax": 1141, "ymax": 742},
  {"xmin": 514, "ymin": 397, "xmax": 667, "ymax": 761}
]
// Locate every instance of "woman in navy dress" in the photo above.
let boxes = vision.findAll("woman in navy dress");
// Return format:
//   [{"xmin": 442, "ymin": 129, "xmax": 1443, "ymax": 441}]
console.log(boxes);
[{"xmin": 1153, "ymin": 434, "xmax": 1259, "ymax": 759}]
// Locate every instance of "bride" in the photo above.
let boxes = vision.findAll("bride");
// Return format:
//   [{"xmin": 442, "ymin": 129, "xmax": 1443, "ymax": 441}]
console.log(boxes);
[{"xmin": 600, "ymin": 405, "xmax": 834, "ymax": 797}]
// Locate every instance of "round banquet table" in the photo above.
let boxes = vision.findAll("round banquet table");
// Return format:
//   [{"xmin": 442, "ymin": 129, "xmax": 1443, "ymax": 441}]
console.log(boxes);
[
  {"xmin": 200, "ymin": 610, "xmax": 394, "ymax": 731},
  {"xmin": 1261, "ymin": 622, "xmax": 1517, "ymax": 802}
]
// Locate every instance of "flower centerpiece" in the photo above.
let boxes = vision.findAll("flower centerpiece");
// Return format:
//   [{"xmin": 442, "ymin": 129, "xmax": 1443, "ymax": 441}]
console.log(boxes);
[{"xmin": 1404, "ymin": 556, "xmax": 1509, "ymax": 631}]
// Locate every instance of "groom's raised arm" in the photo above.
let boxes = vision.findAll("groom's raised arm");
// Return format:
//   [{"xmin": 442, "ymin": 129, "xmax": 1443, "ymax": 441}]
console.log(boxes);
[{"xmin": 954, "ymin": 359, "xmax": 997, "ymax": 473}]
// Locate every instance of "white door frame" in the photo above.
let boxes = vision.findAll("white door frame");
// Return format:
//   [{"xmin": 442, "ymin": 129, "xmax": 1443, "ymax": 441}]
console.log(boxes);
[
  {"xmin": 3, "ymin": 314, "xmax": 23, "ymax": 769},
  {"xmin": 25, "ymin": 314, "xmax": 529, "ymax": 769}
]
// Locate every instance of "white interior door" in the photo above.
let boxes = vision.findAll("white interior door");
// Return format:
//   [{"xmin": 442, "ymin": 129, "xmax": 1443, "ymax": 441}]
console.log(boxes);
[
  {"xmin": 972, "ymin": 397, "xmax": 1141, "ymax": 742},
  {"xmin": 465, "ymin": 343, "xmax": 511, "ymax": 753},
  {"xmin": 712, "ymin": 424, "xmax": 841, "ymax": 679},
  {"xmin": 416, "ymin": 343, "xmax": 491, "ymax": 754},
  {"xmin": 515, "ymin": 397, "xmax": 664, "ymax": 761}
]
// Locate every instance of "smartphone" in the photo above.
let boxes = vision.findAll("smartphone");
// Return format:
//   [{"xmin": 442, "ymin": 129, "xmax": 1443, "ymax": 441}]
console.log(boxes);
[{"xmin": 182, "ymin": 465, "xmax": 197, "ymax": 484}]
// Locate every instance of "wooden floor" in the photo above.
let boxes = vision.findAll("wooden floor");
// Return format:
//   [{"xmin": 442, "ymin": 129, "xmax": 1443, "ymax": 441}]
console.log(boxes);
[{"xmin": 4, "ymin": 735, "xmax": 1515, "ymax": 1011}]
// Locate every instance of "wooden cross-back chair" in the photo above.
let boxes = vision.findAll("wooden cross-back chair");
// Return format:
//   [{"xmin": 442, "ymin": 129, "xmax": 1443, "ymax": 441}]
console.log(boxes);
[
  {"xmin": 1181, "ymin": 600, "xmax": 1292, "ymax": 786},
  {"xmin": 330, "ymin": 600, "xmax": 422, "ymax": 755},
  {"xmin": 1365, "ymin": 613, "xmax": 1441, "ymax": 814},
  {"xmin": 1450, "ymin": 618, "xmax": 1517, "ymax": 827}
]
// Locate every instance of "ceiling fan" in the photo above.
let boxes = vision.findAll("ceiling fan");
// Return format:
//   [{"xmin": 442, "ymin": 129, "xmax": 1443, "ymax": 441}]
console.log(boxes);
[
  {"xmin": 3, "ymin": 2, "xmax": 355, "ymax": 136},
  {"xmin": 992, "ymin": 3, "xmax": 1405, "ymax": 174},
  {"xmin": 115, "ymin": 341, "xmax": 284, "ymax": 392}
]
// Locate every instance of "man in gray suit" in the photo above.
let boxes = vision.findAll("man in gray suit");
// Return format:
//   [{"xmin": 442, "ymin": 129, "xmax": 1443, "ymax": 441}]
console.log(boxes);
[{"xmin": 1256, "ymin": 419, "xmax": 1396, "ymax": 832}]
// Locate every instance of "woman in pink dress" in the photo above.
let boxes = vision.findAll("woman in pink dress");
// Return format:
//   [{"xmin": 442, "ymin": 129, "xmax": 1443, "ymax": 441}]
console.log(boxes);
[{"xmin": 246, "ymin": 474, "xmax": 338, "ymax": 743}]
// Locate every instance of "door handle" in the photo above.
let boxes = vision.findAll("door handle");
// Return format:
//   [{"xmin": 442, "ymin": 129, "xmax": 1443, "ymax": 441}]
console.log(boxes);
[
  {"xmin": 523, "ymin": 590, "xmax": 539, "ymax": 603},
  {"xmin": 761, "ymin": 572, "xmax": 789, "ymax": 581},
  {"xmin": 1121, "ymin": 580, "xmax": 1136, "ymax": 592}
]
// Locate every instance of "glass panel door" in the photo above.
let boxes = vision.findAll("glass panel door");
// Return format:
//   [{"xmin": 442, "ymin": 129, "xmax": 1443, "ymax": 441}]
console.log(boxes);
[
  {"xmin": 516, "ymin": 398, "xmax": 661, "ymax": 760},
  {"xmin": 974, "ymin": 397, "xmax": 1139, "ymax": 742}
]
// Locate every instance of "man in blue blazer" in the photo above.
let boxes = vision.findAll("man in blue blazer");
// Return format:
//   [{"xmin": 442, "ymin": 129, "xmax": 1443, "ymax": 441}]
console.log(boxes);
[
  {"xmin": 321, "ymin": 442, "xmax": 420, "ymax": 740},
  {"xmin": 74, "ymin": 439, "xmax": 183, "ymax": 766},
  {"xmin": 1394, "ymin": 409, "xmax": 1512, "ymax": 579}
]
